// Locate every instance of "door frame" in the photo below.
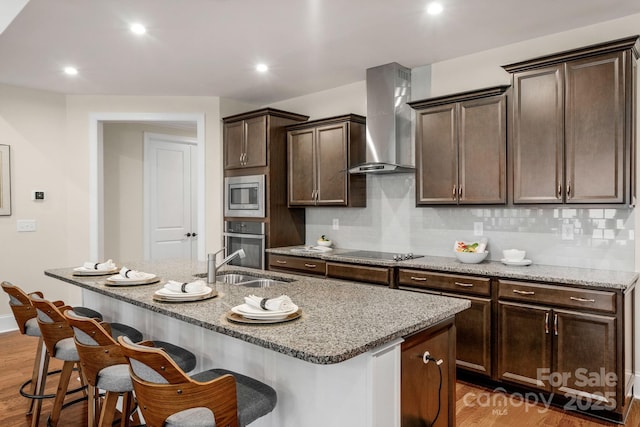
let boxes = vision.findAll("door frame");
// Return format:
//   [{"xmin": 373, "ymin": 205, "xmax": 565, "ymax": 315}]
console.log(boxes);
[
  {"xmin": 89, "ymin": 112, "xmax": 206, "ymax": 261},
  {"xmin": 143, "ymin": 132, "xmax": 198, "ymax": 261}
]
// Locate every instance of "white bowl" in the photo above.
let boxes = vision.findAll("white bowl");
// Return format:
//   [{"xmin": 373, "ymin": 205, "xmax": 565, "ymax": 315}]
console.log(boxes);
[
  {"xmin": 454, "ymin": 251, "xmax": 488, "ymax": 264},
  {"xmin": 316, "ymin": 240, "xmax": 332, "ymax": 247},
  {"xmin": 503, "ymin": 249, "xmax": 526, "ymax": 262}
]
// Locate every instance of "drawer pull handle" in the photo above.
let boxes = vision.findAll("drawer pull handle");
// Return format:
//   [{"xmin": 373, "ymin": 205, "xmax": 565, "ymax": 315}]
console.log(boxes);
[
  {"xmin": 554, "ymin": 313, "xmax": 558, "ymax": 336},
  {"xmin": 410, "ymin": 276, "xmax": 427, "ymax": 282},
  {"xmin": 304, "ymin": 263, "xmax": 317, "ymax": 268},
  {"xmin": 455, "ymin": 282, "xmax": 474, "ymax": 287},
  {"xmin": 513, "ymin": 289, "xmax": 535, "ymax": 295},
  {"xmin": 569, "ymin": 296, "xmax": 596, "ymax": 303},
  {"xmin": 544, "ymin": 312, "xmax": 550, "ymax": 334},
  {"xmin": 276, "ymin": 260, "xmax": 287, "ymax": 264}
]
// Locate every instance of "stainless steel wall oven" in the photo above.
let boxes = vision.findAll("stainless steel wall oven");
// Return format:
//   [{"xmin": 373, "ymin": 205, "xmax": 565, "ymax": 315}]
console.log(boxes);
[{"xmin": 223, "ymin": 221, "xmax": 265, "ymax": 269}]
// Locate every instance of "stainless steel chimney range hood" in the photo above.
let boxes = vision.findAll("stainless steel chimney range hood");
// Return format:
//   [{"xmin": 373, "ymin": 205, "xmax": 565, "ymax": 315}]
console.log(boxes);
[{"xmin": 349, "ymin": 62, "xmax": 413, "ymax": 174}]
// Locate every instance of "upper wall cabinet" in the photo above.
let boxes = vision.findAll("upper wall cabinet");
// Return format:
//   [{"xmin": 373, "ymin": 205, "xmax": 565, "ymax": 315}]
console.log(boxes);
[
  {"xmin": 287, "ymin": 114, "xmax": 366, "ymax": 207},
  {"xmin": 409, "ymin": 86, "xmax": 509, "ymax": 205},
  {"xmin": 223, "ymin": 108, "xmax": 308, "ymax": 171},
  {"xmin": 503, "ymin": 36, "xmax": 639, "ymax": 205}
]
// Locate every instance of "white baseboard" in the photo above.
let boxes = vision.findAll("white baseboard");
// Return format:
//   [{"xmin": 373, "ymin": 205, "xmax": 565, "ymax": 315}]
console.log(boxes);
[
  {"xmin": 0, "ymin": 314, "xmax": 18, "ymax": 334},
  {"xmin": 635, "ymin": 375, "xmax": 640, "ymax": 399}
]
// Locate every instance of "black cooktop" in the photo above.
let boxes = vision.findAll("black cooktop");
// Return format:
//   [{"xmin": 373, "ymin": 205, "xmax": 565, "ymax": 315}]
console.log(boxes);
[{"xmin": 339, "ymin": 250, "xmax": 423, "ymax": 261}]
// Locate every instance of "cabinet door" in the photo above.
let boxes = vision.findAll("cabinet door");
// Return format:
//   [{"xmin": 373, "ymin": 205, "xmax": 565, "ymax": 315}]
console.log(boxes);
[
  {"xmin": 512, "ymin": 65, "xmax": 564, "ymax": 203},
  {"xmin": 415, "ymin": 104, "xmax": 458, "ymax": 204},
  {"xmin": 224, "ymin": 121, "xmax": 244, "ymax": 169},
  {"xmin": 243, "ymin": 115, "xmax": 268, "ymax": 168},
  {"xmin": 316, "ymin": 123, "xmax": 348, "ymax": 205},
  {"xmin": 498, "ymin": 301, "xmax": 552, "ymax": 391},
  {"xmin": 553, "ymin": 309, "xmax": 617, "ymax": 410},
  {"xmin": 451, "ymin": 295, "xmax": 492, "ymax": 377},
  {"xmin": 459, "ymin": 95, "xmax": 506, "ymax": 204},
  {"xmin": 288, "ymin": 129, "xmax": 316, "ymax": 205},
  {"xmin": 565, "ymin": 52, "xmax": 625, "ymax": 203}
]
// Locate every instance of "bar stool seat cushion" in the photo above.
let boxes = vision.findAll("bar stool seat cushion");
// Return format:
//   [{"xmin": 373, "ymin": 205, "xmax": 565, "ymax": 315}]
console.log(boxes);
[
  {"xmin": 71, "ymin": 306, "xmax": 103, "ymax": 321},
  {"xmin": 191, "ymin": 368, "xmax": 277, "ymax": 426},
  {"xmin": 165, "ymin": 407, "xmax": 215, "ymax": 427},
  {"xmin": 96, "ymin": 364, "xmax": 133, "ymax": 393},
  {"xmin": 109, "ymin": 322, "xmax": 144, "ymax": 343},
  {"xmin": 153, "ymin": 340, "xmax": 197, "ymax": 373},
  {"xmin": 54, "ymin": 337, "xmax": 79, "ymax": 361},
  {"xmin": 24, "ymin": 317, "xmax": 41, "ymax": 337}
]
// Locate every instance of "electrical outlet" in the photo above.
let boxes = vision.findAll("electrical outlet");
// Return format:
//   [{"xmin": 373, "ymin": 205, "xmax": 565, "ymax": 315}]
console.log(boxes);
[
  {"xmin": 562, "ymin": 223, "xmax": 574, "ymax": 240},
  {"xmin": 332, "ymin": 218, "xmax": 339, "ymax": 230},
  {"xmin": 473, "ymin": 222, "xmax": 483, "ymax": 236},
  {"xmin": 17, "ymin": 219, "xmax": 37, "ymax": 232},
  {"xmin": 31, "ymin": 191, "xmax": 45, "ymax": 201}
]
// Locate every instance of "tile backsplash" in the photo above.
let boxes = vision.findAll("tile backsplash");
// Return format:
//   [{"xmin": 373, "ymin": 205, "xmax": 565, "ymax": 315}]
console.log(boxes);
[{"xmin": 305, "ymin": 174, "xmax": 635, "ymax": 271}]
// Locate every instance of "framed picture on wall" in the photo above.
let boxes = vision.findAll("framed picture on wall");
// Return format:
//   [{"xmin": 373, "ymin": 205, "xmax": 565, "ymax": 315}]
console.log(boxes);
[{"xmin": 0, "ymin": 144, "xmax": 11, "ymax": 216}]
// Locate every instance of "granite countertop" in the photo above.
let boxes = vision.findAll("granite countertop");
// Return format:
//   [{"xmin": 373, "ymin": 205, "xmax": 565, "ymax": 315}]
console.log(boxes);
[
  {"xmin": 267, "ymin": 246, "xmax": 639, "ymax": 290},
  {"xmin": 45, "ymin": 261, "xmax": 470, "ymax": 365}
]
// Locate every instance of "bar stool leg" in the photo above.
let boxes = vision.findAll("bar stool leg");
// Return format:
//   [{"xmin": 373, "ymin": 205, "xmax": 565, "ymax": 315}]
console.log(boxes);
[
  {"xmin": 98, "ymin": 391, "xmax": 119, "ymax": 427},
  {"xmin": 30, "ymin": 344, "xmax": 50, "ymax": 427},
  {"xmin": 86, "ymin": 385, "xmax": 97, "ymax": 427},
  {"xmin": 49, "ymin": 361, "xmax": 74, "ymax": 426},
  {"xmin": 26, "ymin": 337, "xmax": 45, "ymax": 415}
]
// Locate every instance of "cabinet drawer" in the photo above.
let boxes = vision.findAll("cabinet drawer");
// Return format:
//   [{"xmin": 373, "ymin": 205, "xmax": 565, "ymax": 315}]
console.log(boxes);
[
  {"xmin": 326, "ymin": 262, "xmax": 391, "ymax": 286},
  {"xmin": 397, "ymin": 269, "xmax": 490, "ymax": 297},
  {"xmin": 498, "ymin": 280, "xmax": 616, "ymax": 313},
  {"xmin": 268, "ymin": 254, "xmax": 326, "ymax": 276}
]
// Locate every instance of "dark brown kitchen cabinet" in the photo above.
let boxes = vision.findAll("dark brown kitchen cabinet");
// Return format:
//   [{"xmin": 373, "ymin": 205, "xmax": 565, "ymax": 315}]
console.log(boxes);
[
  {"xmin": 503, "ymin": 36, "xmax": 639, "ymax": 205},
  {"xmin": 326, "ymin": 262, "xmax": 391, "ymax": 286},
  {"xmin": 267, "ymin": 253, "xmax": 326, "ymax": 276},
  {"xmin": 224, "ymin": 115, "xmax": 268, "ymax": 169},
  {"xmin": 401, "ymin": 317, "xmax": 456, "ymax": 427},
  {"xmin": 287, "ymin": 115, "xmax": 366, "ymax": 207},
  {"xmin": 497, "ymin": 279, "xmax": 629, "ymax": 418},
  {"xmin": 397, "ymin": 269, "xmax": 492, "ymax": 377},
  {"xmin": 409, "ymin": 86, "xmax": 508, "ymax": 205}
]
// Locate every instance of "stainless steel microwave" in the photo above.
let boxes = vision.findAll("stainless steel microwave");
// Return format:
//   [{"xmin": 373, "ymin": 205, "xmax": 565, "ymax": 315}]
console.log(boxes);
[{"xmin": 224, "ymin": 174, "xmax": 265, "ymax": 218}]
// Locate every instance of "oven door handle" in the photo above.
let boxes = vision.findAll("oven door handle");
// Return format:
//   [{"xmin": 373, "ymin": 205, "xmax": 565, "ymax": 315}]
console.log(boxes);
[{"xmin": 223, "ymin": 232, "xmax": 265, "ymax": 240}]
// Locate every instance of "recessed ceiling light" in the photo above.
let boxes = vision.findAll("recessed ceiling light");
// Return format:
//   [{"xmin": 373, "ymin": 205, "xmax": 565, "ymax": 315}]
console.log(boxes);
[
  {"xmin": 63, "ymin": 66, "xmax": 78, "ymax": 76},
  {"xmin": 130, "ymin": 23, "xmax": 147, "ymax": 35},
  {"xmin": 426, "ymin": 2, "xmax": 443, "ymax": 15},
  {"xmin": 256, "ymin": 63, "xmax": 269, "ymax": 73}
]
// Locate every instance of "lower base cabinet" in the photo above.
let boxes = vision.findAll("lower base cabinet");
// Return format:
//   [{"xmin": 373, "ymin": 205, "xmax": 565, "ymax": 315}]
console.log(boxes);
[{"xmin": 401, "ymin": 317, "xmax": 456, "ymax": 427}]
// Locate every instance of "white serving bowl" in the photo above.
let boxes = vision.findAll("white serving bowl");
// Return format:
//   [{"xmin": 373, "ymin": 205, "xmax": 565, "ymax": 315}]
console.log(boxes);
[
  {"xmin": 316, "ymin": 239, "xmax": 332, "ymax": 247},
  {"xmin": 454, "ymin": 251, "xmax": 488, "ymax": 264},
  {"xmin": 503, "ymin": 249, "xmax": 526, "ymax": 262}
]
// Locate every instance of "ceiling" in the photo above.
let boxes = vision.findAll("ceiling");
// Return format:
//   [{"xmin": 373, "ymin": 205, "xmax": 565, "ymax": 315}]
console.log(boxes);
[{"xmin": 1, "ymin": 0, "xmax": 640, "ymax": 105}]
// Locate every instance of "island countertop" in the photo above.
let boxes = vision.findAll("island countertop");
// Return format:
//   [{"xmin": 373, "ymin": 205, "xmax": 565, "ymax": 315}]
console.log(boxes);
[
  {"xmin": 266, "ymin": 246, "xmax": 639, "ymax": 290},
  {"xmin": 45, "ymin": 261, "xmax": 470, "ymax": 365}
]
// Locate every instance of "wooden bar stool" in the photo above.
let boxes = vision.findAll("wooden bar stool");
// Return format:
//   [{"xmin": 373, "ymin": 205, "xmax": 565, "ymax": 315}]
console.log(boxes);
[
  {"xmin": 29, "ymin": 294, "xmax": 143, "ymax": 426},
  {"xmin": 118, "ymin": 335, "xmax": 277, "ymax": 427},
  {"xmin": 1, "ymin": 281, "xmax": 103, "ymax": 426}
]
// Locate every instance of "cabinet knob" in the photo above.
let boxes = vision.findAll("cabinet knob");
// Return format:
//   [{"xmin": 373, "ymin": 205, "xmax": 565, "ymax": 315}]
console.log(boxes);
[
  {"xmin": 452, "ymin": 185, "xmax": 457, "ymax": 200},
  {"xmin": 567, "ymin": 181, "xmax": 572, "ymax": 199},
  {"xmin": 557, "ymin": 183, "xmax": 562, "ymax": 199}
]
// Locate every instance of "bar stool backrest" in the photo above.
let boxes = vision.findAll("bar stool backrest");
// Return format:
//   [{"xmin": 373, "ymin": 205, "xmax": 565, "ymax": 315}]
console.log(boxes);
[
  {"xmin": 63, "ymin": 309, "xmax": 126, "ymax": 387},
  {"xmin": 118, "ymin": 336, "xmax": 239, "ymax": 427},
  {"xmin": 29, "ymin": 294, "xmax": 74, "ymax": 358},
  {"xmin": 1, "ymin": 281, "xmax": 41, "ymax": 334}
]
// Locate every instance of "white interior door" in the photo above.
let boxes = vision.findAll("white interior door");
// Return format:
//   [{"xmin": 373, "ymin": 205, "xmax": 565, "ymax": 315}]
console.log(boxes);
[{"xmin": 144, "ymin": 133, "xmax": 197, "ymax": 260}]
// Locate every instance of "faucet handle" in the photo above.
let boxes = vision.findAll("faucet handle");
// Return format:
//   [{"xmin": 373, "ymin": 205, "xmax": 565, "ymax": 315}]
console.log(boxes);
[{"xmin": 209, "ymin": 247, "xmax": 226, "ymax": 260}]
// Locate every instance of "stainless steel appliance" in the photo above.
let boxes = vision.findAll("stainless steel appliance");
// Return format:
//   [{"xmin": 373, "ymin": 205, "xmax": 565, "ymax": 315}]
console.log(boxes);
[
  {"xmin": 223, "ymin": 221, "xmax": 265, "ymax": 269},
  {"xmin": 224, "ymin": 174, "xmax": 265, "ymax": 218}
]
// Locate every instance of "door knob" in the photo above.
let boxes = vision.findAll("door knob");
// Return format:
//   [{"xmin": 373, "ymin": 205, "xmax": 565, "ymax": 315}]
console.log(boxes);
[{"xmin": 185, "ymin": 233, "xmax": 192, "ymax": 237}]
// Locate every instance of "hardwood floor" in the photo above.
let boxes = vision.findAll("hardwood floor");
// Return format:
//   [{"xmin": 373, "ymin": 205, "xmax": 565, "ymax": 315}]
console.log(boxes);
[{"xmin": 1, "ymin": 329, "xmax": 639, "ymax": 426}]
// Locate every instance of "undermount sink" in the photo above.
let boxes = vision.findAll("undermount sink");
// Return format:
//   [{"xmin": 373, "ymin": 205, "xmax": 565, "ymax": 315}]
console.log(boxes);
[{"xmin": 193, "ymin": 272, "xmax": 292, "ymax": 288}]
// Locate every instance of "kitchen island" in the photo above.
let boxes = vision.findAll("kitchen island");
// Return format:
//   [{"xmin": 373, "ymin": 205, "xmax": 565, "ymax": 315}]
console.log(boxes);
[{"xmin": 45, "ymin": 261, "xmax": 470, "ymax": 427}]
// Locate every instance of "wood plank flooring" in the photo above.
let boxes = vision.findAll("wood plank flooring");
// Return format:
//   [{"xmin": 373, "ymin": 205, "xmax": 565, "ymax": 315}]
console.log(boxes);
[{"xmin": 1, "ymin": 330, "xmax": 639, "ymax": 426}]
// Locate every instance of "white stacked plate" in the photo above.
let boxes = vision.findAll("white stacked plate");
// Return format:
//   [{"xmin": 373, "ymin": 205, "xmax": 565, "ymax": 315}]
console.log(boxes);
[
  {"xmin": 106, "ymin": 272, "xmax": 160, "ymax": 286},
  {"xmin": 231, "ymin": 303, "xmax": 299, "ymax": 320},
  {"xmin": 73, "ymin": 266, "xmax": 119, "ymax": 276},
  {"xmin": 153, "ymin": 286, "xmax": 216, "ymax": 302}
]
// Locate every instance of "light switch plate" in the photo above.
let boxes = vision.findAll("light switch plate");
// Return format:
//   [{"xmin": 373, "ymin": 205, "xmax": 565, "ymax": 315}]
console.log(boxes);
[
  {"xmin": 332, "ymin": 218, "xmax": 339, "ymax": 230},
  {"xmin": 17, "ymin": 219, "xmax": 37, "ymax": 232}
]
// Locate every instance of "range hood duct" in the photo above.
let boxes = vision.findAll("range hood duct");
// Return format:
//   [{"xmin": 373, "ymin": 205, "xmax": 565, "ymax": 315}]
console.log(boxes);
[{"xmin": 349, "ymin": 62, "xmax": 413, "ymax": 174}]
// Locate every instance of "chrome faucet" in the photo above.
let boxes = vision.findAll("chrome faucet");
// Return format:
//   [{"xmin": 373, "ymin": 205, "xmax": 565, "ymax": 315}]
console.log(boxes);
[{"xmin": 207, "ymin": 248, "xmax": 246, "ymax": 284}]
